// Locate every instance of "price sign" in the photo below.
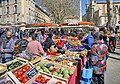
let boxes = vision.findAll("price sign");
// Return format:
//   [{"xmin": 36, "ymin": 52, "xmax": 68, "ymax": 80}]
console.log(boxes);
[{"xmin": 25, "ymin": 67, "xmax": 38, "ymax": 79}]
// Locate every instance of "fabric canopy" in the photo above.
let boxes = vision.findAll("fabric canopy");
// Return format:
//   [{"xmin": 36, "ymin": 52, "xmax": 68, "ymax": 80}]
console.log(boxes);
[{"xmin": 30, "ymin": 23, "xmax": 58, "ymax": 27}]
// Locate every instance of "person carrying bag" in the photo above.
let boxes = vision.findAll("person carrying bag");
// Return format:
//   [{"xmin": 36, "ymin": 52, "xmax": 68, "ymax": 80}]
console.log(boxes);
[{"xmin": 81, "ymin": 61, "xmax": 93, "ymax": 84}]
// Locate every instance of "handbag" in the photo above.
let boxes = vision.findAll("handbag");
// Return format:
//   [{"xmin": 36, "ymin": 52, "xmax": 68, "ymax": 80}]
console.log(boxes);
[{"xmin": 81, "ymin": 61, "xmax": 93, "ymax": 84}]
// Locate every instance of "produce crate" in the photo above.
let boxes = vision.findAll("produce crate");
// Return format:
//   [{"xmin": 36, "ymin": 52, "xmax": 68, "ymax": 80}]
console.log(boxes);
[
  {"xmin": 7, "ymin": 63, "xmax": 38, "ymax": 84},
  {"xmin": 34, "ymin": 60, "xmax": 76, "ymax": 83},
  {"xmin": 30, "ymin": 56, "xmax": 42, "ymax": 64},
  {"xmin": 46, "ymin": 56, "xmax": 78, "ymax": 68},
  {"xmin": 0, "ymin": 73, "xmax": 15, "ymax": 84},
  {"xmin": 4, "ymin": 57, "xmax": 28, "ymax": 72},
  {"xmin": 48, "ymin": 76, "xmax": 67, "ymax": 84},
  {"xmin": 0, "ymin": 64, "xmax": 7, "ymax": 77},
  {"xmin": 26, "ymin": 72, "xmax": 52, "ymax": 84}
]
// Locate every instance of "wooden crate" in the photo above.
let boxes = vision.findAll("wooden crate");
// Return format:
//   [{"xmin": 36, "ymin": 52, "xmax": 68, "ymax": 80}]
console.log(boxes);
[
  {"xmin": 4, "ymin": 57, "xmax": 28, "ymax": 72},
  {"xmin": 46, "ymin": 56, "xmax": 78, "ymax": 68},
  {"xmin": 7, "ymin": 63, "xmax": 35, "ymax": 84},
  {"xmin": 0, "ymin": 73, "xmax": 15, "ymax": 84},
  {"xmin": 30, "ymin": 56, "xmax": 41, "ymax": 64},
  {"xmin": 34, "ymin": 59, "xmax": 76, "ymax": 83},
  {"xmin": 48, "ymin": 77, "xmax": 67, "ymax": 84},
  {"xmin": 0, "ymin": 64, "xmax": 7, "ymax": 77},
  {"xmin": 26, "ymin": 72, "xmax": 52, "ymax": 84}
]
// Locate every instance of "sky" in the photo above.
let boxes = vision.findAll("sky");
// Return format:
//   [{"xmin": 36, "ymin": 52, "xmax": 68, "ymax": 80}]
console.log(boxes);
[
  {"xmin": 36, "ymin": 0, "xmax": 120, "ymax": 16},
  {"xmin": 82, "ymin": 0, "xmax": 120, "ymax": 15}
]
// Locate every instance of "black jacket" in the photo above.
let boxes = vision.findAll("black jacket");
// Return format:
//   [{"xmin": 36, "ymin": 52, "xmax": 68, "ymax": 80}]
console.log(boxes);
[{"xmin": 43, "ymin": 37, "xmax": 62, "ymax": 52}]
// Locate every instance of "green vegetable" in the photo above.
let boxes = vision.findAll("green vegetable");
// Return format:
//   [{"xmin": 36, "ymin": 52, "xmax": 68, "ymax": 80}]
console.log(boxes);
[
  {"xmin": 7, "ymin": 61, "xmax": 22, "ymax": 71},
  {"xmin": 63, "ymin": 70, "xmax": 69, "ymax": 75},
  {"xmin": 64, "ymin": 74, "xmax": 69, "ymax": 79},
  {"xmin": 58, "ymin": 74, "xmax": 63, "ymax": 77},
  {"xmin": 69, "ymin": 70, "xmax": 74, "ymax": 75},
  {"xmin": 61, "ymin": 68, "xmax": 65, "ymax": 73},
  {"xmin": 56, "ymin": 69, "xmax": 61, "ymax": 73},
  {"xmin": 52, "ymin": 72, "xmax": 58, "ymax": 76},
  {"xmin": 49, "ymin": 66, "xmax": 53, "ymax": 71}
]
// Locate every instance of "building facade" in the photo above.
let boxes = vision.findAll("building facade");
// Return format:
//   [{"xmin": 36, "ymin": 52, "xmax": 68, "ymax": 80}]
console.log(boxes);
[
  {"xmin": 35, "ymin": 5, "xmax": 50, "ymax": 23},
  {"xmin": 83, "ymin": 0, "xmax": 120, "ymax": 26},
  {"xmin": 0, "ymin": 0, "xmax": 50, "ymax": 24},
  {"xmin": 63, "ymin": 15, "xmax": 79, "ymax": 23}
]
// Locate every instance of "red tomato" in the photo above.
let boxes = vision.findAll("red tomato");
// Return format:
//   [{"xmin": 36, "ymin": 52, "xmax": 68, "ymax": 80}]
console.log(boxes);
[
  {"xmin": 41, "ymin": 77, "xmax": 45, "ymax": 81},
  {"xmin": 17, "ymin": 71, "xmax": 22, "ymax": 76},
  {"xmin": 38, "ymin": 75, "xmax": 42, "ymax": 78},
  {"xmin": 17, "ymin": 76, "xmax": 22, "ymax": 81},
  {"xmin": 41, "ymin": 80, "xmax": 46, "ymax": 83},
  {"xmin": 14, "ymin": 72, "xmax": 18, "ymax": 78},
  {"xmin": 22, "ymin": 68, "xmax": 27, "ymax": 73},
  {"xmin": 22, "ymin": 74, "xmax": 27, "ymax": 78},
  {"xmin": 35, "ymin": 78, "xmax": 41, "ymax": 82},
  {"xmin": 45, "ymin": 79, "xmax": 50, "ymax": 83},
  {"xmin": 22, "ymin": 77, "xmax": 29, "ymax": 83},
  {"xmin": 26, "ymin": 65, "xmax": 30, "ymax": 70},
  {"xmin": 56, "ymin": 81, "xmax": 62, "ymax": 84}
]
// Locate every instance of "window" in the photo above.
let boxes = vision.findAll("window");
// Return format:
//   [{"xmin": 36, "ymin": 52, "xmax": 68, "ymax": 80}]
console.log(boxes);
[
  {"xmin": 7, "ymin": 0, "xmax": 9, "ymax": 4},
  {"xmin": 7, "ymin": 16, "xmax": 10, "ymax": 23},
  {"xmin": 0, "ymin": 15, "xmax": 1, "ymax": 22},
  {"xmin": 0, "ymin": 0, "xmax": 2, "ymax": 4},
  {"xmin": 29, "ymin": 8, "xmax": 30, "ymax": 15},
  {"xmin": 7, "ymin": 7, "xmax": 9, "ymax": 14},
  {"xmin": 116, "ymin": 5, "xmax": 118, "ymax": 8},
  {"xmin": 15, "ymin": 0, "xmax": 17, "ymax": 3},
  {"xmin": 14, "ymin": 5, "xmax": 17, "ymax": 13}
]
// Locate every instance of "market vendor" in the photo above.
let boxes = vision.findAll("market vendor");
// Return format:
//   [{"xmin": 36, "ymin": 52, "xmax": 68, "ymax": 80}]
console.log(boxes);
[
  {"xmin": 43, "ymin": 33, "xmax": 66, "ymax": 54},
  {"xmin": 26, "ymin": 34, "xmax": 45, "ymax": 57}
]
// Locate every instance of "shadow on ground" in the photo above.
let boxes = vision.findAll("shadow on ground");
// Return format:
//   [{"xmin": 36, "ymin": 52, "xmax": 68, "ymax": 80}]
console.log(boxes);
[
  {"xmin": 108, "ymin": 56, "xmax": 120, "ymax": 60},
  {"xmin": 110, "ymin": 52, "xmax": 120, "ymax": 55}
]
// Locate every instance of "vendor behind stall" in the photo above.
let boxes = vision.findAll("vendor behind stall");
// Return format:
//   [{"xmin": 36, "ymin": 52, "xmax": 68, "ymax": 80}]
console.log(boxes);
[
  {"xmin": 43, "ymin": 33, "xmax": 66, "ymax": 54},
  {"xmin": 26, "ymin": 34, "xmax": 45, "ymax": 57}
]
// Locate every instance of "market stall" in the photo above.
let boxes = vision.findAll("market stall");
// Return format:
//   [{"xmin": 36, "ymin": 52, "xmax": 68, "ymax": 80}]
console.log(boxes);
[{"xmin": 0, "ymin": 22, "xmax": 90, "ymax": 84}]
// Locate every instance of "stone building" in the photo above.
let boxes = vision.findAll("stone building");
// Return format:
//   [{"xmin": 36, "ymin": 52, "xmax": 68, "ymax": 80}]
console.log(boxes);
[
  {"xmin": 0, "ymin": 0, "xmax": 50, "ymax": 24},
  {"xmin": 83, "ymin": 0, "xmax": 120, "ymax": 26}
]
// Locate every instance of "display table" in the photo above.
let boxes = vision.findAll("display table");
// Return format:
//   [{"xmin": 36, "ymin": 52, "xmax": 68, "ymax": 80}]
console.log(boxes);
[{"xmin": 68, "ymin": 57, "xmax": 85, "ymax": 84}]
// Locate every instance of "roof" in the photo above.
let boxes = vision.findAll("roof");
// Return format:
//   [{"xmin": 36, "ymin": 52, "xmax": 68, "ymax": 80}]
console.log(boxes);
[{"xmin": 35, "ymin": 4, "xmax": 49, "ymax": 16}]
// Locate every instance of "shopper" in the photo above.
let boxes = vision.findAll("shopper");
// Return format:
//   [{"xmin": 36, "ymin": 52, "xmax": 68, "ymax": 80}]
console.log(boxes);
[
  {"xmin": 0, "ymin": 31, "xmax": 16, "ymax": 63},
  {"xmin": 89, "ymin": 34, "xmax": 108, "ymax": 84},
  {"xmin": 37, "ymin": 30, "xmax": 43, "ymax": 43},
  {"xmin": 19, "ymin": 34, "xmax": 28, "ymax": 53},
  {"xmin": 26, "ymin": 34, "xmax": 45, "ymax": 56},
  {"xmin": 109, "ymin": 29, "xmax": 116, "ymax": 48}
]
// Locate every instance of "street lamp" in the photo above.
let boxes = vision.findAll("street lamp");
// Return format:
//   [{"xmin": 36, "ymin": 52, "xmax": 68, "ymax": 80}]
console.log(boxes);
[{"xmin": 80, "ymin": 0, "xmax": 82, "ymax": 21}]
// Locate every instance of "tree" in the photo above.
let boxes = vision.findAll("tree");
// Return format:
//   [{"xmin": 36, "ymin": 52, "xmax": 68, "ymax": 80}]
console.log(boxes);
[{"xmin": 41, "ymin": 0, "xmax": 79, "ymax": 24}]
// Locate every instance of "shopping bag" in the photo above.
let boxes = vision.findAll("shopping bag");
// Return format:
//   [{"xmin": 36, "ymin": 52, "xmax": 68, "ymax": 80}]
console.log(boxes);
[{"xmin": 81, "ymin": 61, "xmax": 93, "ymax": 84}]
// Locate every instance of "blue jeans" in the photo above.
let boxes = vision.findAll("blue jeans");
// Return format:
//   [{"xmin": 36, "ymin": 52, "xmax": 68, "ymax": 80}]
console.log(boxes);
[{"xmin": 2, "ymin": 57, "xmax": 13, "ymax": 63}]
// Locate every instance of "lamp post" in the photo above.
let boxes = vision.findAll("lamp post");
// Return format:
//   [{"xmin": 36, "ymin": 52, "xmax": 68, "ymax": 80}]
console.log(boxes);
[{"xmin": 80, "ymin": 0, "xmax": 82, "ymax": 21}]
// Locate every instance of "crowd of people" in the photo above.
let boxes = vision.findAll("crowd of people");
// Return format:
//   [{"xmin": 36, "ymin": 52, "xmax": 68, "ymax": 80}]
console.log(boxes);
[{"xmin": 0, "ymin": 26, "xmax": 117, "ymax": 84}]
